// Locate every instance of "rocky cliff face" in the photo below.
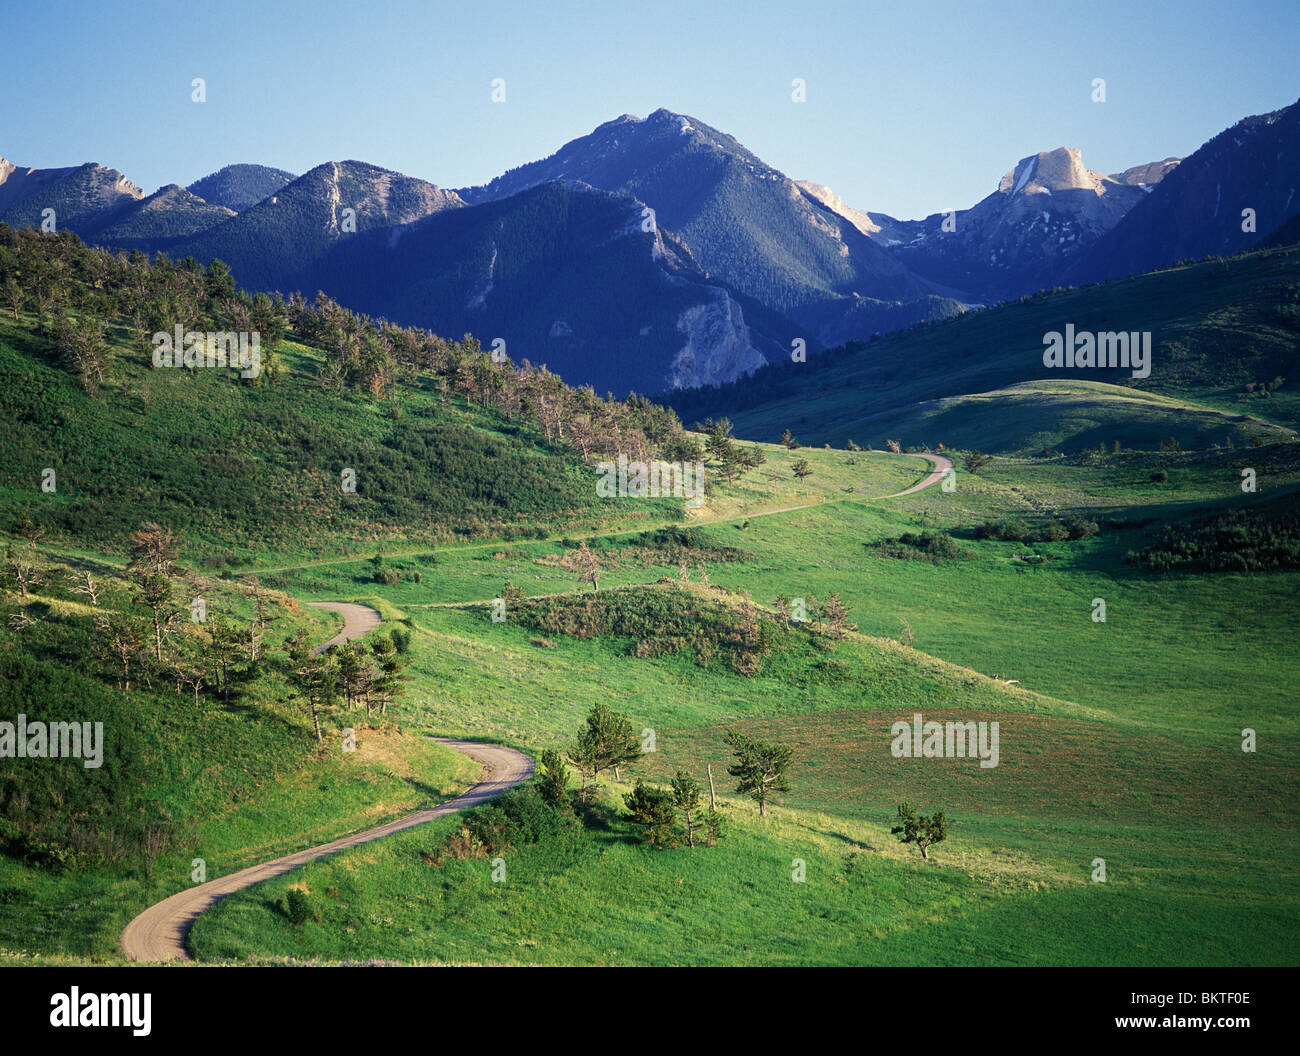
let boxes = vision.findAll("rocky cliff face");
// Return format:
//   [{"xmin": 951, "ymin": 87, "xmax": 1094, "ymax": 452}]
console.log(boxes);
[
  {"xmin": 1109, "ymin": 158, "xmax": 1182, "ymax": 188},
  {"xmin": 670, "ymin": 288, "xmax": 767, "ymax": 389},
  {"xmin": 276, "ymin": 180, "xmax": 793, "ymax": 395}
]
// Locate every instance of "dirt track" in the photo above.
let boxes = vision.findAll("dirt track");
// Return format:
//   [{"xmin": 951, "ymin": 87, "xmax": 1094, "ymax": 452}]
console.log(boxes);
[
  {"xmin": 120, "ymin": 600, "xmax": 532, "ymax": 963},
  {"xmin": 306, "ymin": 601, "xmax": 382, "ymax": 654},
  {"xmin": 886, "ymin": 452, "xmax": 953, "ymax": 496},
  {"xmin": 120, "ymin": 458, "xmax": 947, "ymax": 963}
]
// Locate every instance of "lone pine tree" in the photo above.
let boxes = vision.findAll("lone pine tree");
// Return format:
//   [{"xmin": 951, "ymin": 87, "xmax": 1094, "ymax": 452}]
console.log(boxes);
[{"xmin": 723, "ymin": 729, "xmax": 792, "ymax": 817}]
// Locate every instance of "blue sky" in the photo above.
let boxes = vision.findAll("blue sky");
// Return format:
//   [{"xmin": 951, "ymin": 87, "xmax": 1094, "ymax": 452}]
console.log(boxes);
[{"xmin": 2, "ymin": 0, "xmax": 1297, "ymax": 219}]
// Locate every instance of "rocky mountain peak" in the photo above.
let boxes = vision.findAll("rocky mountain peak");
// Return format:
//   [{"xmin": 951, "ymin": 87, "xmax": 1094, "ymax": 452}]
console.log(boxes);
[{"xmin": 998, "ymin": 147, "xmax": 1109, "ymax": 197}]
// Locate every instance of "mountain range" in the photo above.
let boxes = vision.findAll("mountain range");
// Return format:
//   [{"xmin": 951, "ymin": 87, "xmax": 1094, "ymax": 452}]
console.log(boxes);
[{"xmin": 1, "ymin": 95, "xmax": 1296, "ymax": 394}]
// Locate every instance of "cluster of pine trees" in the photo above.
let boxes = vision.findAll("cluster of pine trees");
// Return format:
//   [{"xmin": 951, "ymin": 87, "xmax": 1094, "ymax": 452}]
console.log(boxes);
[
  {"xmin": 0, "ymin": 223, "xmax": 704, "ymax": 470},
  {"xmin": 6, "ymin": 515, "xmax": 409, "ymax": 746},
  {"xmin": 533, "ymin": 704, "xmax": 801, "ymax": 848}
]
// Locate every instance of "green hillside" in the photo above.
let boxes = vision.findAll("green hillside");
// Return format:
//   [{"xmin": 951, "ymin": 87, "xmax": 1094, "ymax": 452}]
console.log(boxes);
[
  {"xmin": 183, "ymin": 461, "xmax": 1300, "ymax": 964},
  {"xmin": 0, "ymin": 224, "xmax": 710, "ymax": 564},
  {"xmin": 812, "ymin": 378, "xmax": 1292, "ymax": 455},
  {"xmin": 2, "ymin": 224, "xmax": 1297, "ymax": 969},
  {"xmin": 669, "ymin": 244, "xmax": 1300, "ymax": 453}
]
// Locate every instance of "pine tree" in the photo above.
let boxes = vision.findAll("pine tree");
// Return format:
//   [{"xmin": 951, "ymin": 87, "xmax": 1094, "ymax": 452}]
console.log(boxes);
[
  {"xmin": 624, "ymin": 782, "xmax": 679, "ymax": 848},
  {"xmin": 671, "ymin": 771, "xmax": 703, "ymax": 848},
  {"xmin": 127, "ymin": 522, "xmax": 179, "ymax": 581},
  {"xmin": 572, "ymin": 702, "xmax": 640, "ymax": 787},
  {"xmin": 287, "ymin": 631, "xmax": 339, "ymax": 746},
  {"xmin": 207, "ymin": 611, "xmax": 240, "ymax": 706},
  {"xmin": 538, "ymin": 749, "xmax": 571, "ymax": 813},
  {"xmin": 706, "ymin": 806, "xmax": 725, "ymax": 847},
  {"xmin": 135, "ymin": 574, "xmax": 174, "ymax": 663},
  {"xmin": 723, "ymin": 730, "xmax": 793, "ymax": 817},
  {"xmin": 569, "ymin": 732, "xmax": 599, "ymax": 807}
]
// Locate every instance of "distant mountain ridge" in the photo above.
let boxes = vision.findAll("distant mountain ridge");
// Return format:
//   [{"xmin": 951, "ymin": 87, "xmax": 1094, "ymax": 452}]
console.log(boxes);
[
  {"xmin": 93, "ymin": 184, "xmax": 235, "ymax": 247},
  {"xmin": 1068, "ymin": 96, "xmax": 1300, "ymax": 284},
  {"xmin": 174, "ymin": 159, "xmax": 465, "ymax": 291},
  {"xmin": 848, "ymin": 146, "xmax": 1175, "ymax": 303},
  {"xmin": 1, "ymin": 95, "xmax": 1295, "ymax": 395},
  {"xmin": 457, "ymin": 108, "xmax": 953, "ymax": 345},
  {"xmin": 0, "ymin": 159, "xmax": 144, "ymax": 235},
  {"xmin": 187, "ymin": 163, "xmax": 295, "ymax": 212},
  {"xmin": 287, "ymin": 180, "xmax": 796, "ymax": 394}
]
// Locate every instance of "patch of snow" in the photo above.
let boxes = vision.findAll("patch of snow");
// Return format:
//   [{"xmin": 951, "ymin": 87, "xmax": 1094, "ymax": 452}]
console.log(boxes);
[{"xmin": 1012, "ymin": 156, "xmax": 1037, "ymax": 196}]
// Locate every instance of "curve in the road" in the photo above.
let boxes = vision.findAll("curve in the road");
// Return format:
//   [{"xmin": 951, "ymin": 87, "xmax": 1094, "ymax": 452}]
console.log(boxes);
[
  {"xmin": 120, "ymin": 600, "xmax": 532, "ymax": 963},
  {"xmin": 306, "ymin": 600, "xmax": 383, "ymax": 654},
  {"xmin": 120, "ymin": 456, "xmax": 946, "ymax": 962},
  {"xmin": 885, "ymin": 452, "xmax": 953, "ymax": 498}
]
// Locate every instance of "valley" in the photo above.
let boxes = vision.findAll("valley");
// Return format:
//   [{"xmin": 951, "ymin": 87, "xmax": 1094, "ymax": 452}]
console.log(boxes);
[
  {"xmin": 1, "ymin": 32, "xmax": 1297, "ymax": 978},
  {"xmin": 1, "ymin": 250, "xmax": 1295, "ymax": 962}
]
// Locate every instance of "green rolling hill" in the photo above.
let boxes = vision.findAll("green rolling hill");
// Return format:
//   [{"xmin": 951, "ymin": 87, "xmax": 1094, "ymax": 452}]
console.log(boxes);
[{"xmin": 668, "ymin": 243, "xmax": 1300, "ymax": 453}]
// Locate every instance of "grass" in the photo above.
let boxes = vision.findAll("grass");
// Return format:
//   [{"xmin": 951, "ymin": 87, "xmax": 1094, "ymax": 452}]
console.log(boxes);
[
  {"xmin": 188, "ymin": 784, "xmax": 1030, "ymax": 966},
  {"xmin": 188, "ymin": 759, "xmax": 1297, "ymax": 965},
  {"xmin": 179, "ymin": 440, "xmax": 1300, "ymax": 967},
  {"xmin": 670, "ymin": 243, "xmax": 1300, "ymax": 452},
  {"xmin": 0, "ymin": 549, "xmax": 480, "ymax": 959},
  {"xmin": 3, "ymin": 258, "xmax": 1299, "ymax": 966},
  {"xmin": 806, "ymin": 378, "xmax": 1294, "ymax": 456},
  {"xmin": 0, "ymin": 318, "xmax": 681, "ymax": 563}
]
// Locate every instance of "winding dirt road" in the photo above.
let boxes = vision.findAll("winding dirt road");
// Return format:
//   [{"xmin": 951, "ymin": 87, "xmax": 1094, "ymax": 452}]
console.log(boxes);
[
  {"xmin": 886, "ymin": 452, "xmax": 953, "ymax": 497},
  {"xmin": 120, "ymin": 457, "xmax": 946, "ymax": 962},
  {"xmin": 120, "ymin": 602, "xmax": 533, "ymax": 963},
  {"xmin": 306, "ymin": 600, "xmax": 383, "ymax": 654}
]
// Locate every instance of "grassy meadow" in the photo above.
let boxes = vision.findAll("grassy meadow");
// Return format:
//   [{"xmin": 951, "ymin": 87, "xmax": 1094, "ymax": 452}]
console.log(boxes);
[
  {"xmin": 180, "ymin": 441, "xmax": 1299, "ymax": 965},
  {"xmin": 2, "ymin": 233, "xmax": 1297, "ymax": 966}
]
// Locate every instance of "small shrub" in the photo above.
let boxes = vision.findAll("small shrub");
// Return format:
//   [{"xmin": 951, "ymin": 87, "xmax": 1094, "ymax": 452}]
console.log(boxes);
[
  {"xmin": 282, "ymin": 888, "xmax": 316, "ymax": 926},
  {"xmin": 868, "ymin": 530, "xmax": 969, "ymax": 562}
]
